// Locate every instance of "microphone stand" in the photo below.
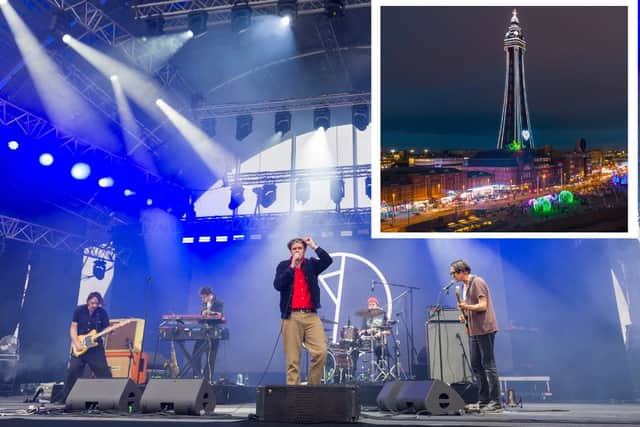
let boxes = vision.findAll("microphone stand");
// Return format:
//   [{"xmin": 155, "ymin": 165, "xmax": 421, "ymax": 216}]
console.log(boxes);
[
  {"xmin": 455, "ymin": 333, "xmax": 473, "ymax": 382},
  {"xmin": 137, "ymin": 275, "xmax": 152, "ymax": 385},
  {"xmin": 373, "ymin": 281, "xmax": 420, "ymax": 378}
]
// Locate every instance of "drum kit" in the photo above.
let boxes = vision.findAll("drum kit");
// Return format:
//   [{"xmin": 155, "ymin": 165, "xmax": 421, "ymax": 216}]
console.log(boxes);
[{"xmin": 321, "ymin": 307, "xmax": 405, "ymax": 384}]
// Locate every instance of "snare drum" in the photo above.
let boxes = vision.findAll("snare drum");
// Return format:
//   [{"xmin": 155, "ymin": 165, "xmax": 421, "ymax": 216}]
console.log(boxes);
[{"xmin": 340, "ymin": 325, "xmax": 359, "ymax": 343}]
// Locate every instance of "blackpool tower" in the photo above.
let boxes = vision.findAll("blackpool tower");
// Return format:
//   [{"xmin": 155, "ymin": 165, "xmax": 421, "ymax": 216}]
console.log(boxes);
[{"xmin": 497, "ymin": 9, "xmax": 534, "ymax": 150}]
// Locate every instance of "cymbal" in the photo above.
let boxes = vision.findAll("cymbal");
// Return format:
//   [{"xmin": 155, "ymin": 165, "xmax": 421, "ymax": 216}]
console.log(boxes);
[
  {"xmin": 319, "ymin": 318, "xmax": 338, "ymax": 325},
  {"xmin": 355, "ymin": 308, "xmax": 385, "ymax": 317}
]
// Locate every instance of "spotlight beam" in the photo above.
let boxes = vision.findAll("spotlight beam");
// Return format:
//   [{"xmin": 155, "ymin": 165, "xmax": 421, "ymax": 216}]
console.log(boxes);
[
  {"xmin": 155, "ymin": 98, "xmax": 231, "ymax": 178},
  {"xmin": 0, "ymin": 1, "xmax": 116, "ymax": 150}
]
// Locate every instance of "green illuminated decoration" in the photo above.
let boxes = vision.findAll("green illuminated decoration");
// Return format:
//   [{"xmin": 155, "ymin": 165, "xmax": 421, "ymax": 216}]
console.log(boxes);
[
  {"xmin": 507, "ymin": 139, "xmax": 524, "ymax": 151},
  {"xmin": 558, "ymin": 190, "xmax": 574, "ymax": 204}
]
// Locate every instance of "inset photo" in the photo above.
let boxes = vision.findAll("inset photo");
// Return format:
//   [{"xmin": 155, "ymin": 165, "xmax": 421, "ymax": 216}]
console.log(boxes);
[{"xmin": 371, "ymin": 1, "xmax": 637, "ymax": 237}]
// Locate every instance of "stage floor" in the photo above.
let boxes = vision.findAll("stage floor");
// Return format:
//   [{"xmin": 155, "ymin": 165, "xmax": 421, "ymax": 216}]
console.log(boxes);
[{"xmin": 1, "ymin": 397, "xmax": 639, "ymax": 426}]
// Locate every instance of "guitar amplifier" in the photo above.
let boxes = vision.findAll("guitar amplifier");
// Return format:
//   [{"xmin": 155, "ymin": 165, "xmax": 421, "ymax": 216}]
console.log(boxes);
[
  {"xmin": 104, "ymin": 319, "xmax": 145, "ymax": 352},
  {"xmin": 106, "ymin": 351, "xmax": 148, "ymax": 384},
  {"xmin": 256, "ymin": 385, "xmax": 360, "ymax": 423}
]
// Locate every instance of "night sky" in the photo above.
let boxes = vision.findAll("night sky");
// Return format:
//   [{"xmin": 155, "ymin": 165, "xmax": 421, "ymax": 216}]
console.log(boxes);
[{"xmin": 381, "ymin": 6, "xmax": 628, "ymax": 151}]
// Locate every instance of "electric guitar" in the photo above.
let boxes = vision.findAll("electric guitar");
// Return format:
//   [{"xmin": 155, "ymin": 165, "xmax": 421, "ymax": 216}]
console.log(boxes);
[
  {"xmin": 73, "ymin": 319, "xmax": 134, "ymax": 357},
  {"xmin": 455, "ymin": 288, "xmax": 470, "ymax": 336}
]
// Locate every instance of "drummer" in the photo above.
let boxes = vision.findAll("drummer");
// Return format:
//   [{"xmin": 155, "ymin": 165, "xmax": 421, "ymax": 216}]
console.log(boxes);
[{"xmin": 359, "ymin": 296, "xmax": 390, "ymax": 361}]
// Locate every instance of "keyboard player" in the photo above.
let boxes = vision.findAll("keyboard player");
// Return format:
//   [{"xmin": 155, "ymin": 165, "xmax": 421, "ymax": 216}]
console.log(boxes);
[{"xmin": 192, "ymin": 286, "xmax": 224, "ymax": 382}]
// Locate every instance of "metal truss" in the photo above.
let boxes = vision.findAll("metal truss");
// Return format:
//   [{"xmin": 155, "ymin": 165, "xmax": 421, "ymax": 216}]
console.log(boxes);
[
  {"xmin": 195, "ymin": 91, "xmax": 370, "ymax": 118},
  {"xmin": 133, "ymin": 0, "xmax": 371, "ymax": 30},
  {"xmin": 227, "ymin": 164, "xmax": 370, "ymax": 186},
  {"xmin": 0, "ymin": 214, "xmax": 130, "ymax": 263},
  {"xmin": 182, "ymin": 207, "xmax": 371, "ymax": 236},
  {"xmin": 0, "ymin": 95, "xmax": 163, "ymax": 183},
  {"xmin": 44, "ymin": 0, "xmax": 192, "ymax": 104}
]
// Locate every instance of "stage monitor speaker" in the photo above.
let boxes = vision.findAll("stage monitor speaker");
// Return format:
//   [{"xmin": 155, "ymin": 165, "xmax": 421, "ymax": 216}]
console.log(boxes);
[
  {"xmin": 65, "ymin": 378, "xmax": 141, "ymax": 412},
  {"xmin": 256, "ymin": 385, "xmax": 360, "ymax": 423},
  {"xmin": 140, "ymin": 379, "xmax": 215, "ymax": 415},
  {"xmin": 376, "ymin": 380, "xmax": 464, "ymax": 415}
]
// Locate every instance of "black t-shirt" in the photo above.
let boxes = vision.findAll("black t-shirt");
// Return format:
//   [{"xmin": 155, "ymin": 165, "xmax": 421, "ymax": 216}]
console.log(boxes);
[{"xmin": 72, "ymin": 304, "xmax": 110, "ymax": 335}]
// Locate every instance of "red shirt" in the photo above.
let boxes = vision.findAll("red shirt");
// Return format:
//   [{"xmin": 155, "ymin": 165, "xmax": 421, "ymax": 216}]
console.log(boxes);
[{"xmin": 291, "ymin": 258, "xmax": 313, "ymax": 309}]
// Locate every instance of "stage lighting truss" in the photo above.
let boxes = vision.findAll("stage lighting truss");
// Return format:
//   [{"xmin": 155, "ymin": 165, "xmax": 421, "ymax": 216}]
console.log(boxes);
[
  {"xmin": 188, "ymin": 11, "xmax": 208, "ymax": 38},
  {"xmin": 313, "ymin": 108, "xmax": 330, "ymax": 130},
  {"xmin": 295, "ymin": 180, "xmax": 311, "ymax": 204},
  {"xmin": 278, "ymin": 0, "xmax": 298, "ymax": 23},
  {"xmin": 236, "ymin": 114, "xmax": 253, "ymax": 141},
  {"xmin": 231, "ymin": 1, "xmax": 252, "ymax": 34},
  {"xmin": 352, "ymin": 104, "xmax": 369, "ymax": 131},
  {"xmin": 145, "ymin": 15, "xmax": 165, "ymax": 36},
  {"xmin": 325, "ymin": 0, "xmax": 345, "ymax": 17},
  {"xmin": 228, "ymin": 183, "xmax": 246, "ymax": 211},
  {"xmin": 330, "ymin": 177, "xmax": 345, "ymax": 205},
  {"xmin": 275, "ymin": 111, "xmax": 292, "ymax": 135}
]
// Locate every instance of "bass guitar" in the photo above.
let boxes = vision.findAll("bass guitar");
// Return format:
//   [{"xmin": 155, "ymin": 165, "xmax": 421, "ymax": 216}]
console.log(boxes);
[{"xmin": 73, "ymin": 319, "xmax": 134, "ymax": 357}]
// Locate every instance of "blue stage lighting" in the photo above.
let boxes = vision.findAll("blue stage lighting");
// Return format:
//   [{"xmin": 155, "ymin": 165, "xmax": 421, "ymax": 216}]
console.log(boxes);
[
  {"xmin": 146, "ymin": 198, "xmax": 153, "ymax": 206},
  {"xmin": 8, "ymin": 140, "xmax": 19, "ymax": 150},
  {"xmin": 98, "ymin": 177, "xmax": 114, "ymax": 188},
  {"xmin": 71, "ymin": 162, "xmax": 91, "ymax": 180},
  {"xmin": 39, "ymin": 153, "xmax": 54, "ymax": 166},
  {"xmin": 124, "ymin": 189, "xmax": 136, "ymax": 197}
]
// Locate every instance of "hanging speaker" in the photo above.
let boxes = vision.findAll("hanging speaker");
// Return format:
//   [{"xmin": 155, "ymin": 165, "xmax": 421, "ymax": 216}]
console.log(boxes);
[{"xmin": 140, "ymin": 379, "xmax": 215, "ymax": 415}]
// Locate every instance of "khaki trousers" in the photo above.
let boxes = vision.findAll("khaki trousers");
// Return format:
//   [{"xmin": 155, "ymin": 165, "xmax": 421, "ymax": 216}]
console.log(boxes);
[{"xmin": 282, "ymin": 312, "xmax": 327, "ymax": 385}]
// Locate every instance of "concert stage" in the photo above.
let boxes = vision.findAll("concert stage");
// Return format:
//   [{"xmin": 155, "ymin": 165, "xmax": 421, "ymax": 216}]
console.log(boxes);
[{"xmin": 0, "ymin": 396, "xmax": 639, "ymax": 426}]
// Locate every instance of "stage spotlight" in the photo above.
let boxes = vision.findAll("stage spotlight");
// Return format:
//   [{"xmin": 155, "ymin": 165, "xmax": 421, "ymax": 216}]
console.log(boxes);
[
  {"xmin": 236, "ymin": 114, "xmax": 253, "ymax": 141},
  {"xmin": 278, "ymin": 0, "xmax": 298, "ymax": 25},
  {"xmin": 228, "ymin": 183, "xmax": 245, "ymax": 211},
  {"xmin": 295, "ymin": 180, "xmax": 310, "ymax": 204},
  {"xmin": 93, "ymin": 260, "xmax": 106, "ymax": 280},
  {"xmin": 0, "ymin": 0, "xmax": 7, "ymax": 6},
  {"xmin": 274, "ymin": 111, "xmax": 291, "ymax": 135},
  {"xmin": 313, "ymin": 108, "xmax": 330, "ymax": 130},
  {"xmin": 98, "ymin": 177, "xmax": 114, "ymax": 188},
  {"xmin": 155, "ymin": 98, "xmax": 166, "ymax": 107},
  {"xmin": 70, "ymin": 162, "xmax": 91, "ymax": 180},
  {"xmin": 124, "ymin": 189, "xmax": 136, "ymax": 197},
  {"xmin": 231, "ymin": 1, "xmax": 252, "ymax": 34},
  {"xmin": 146, "ymin": 198, "xmax": 153, "ymax": 206},
  {"xmin": 325, "ymin": 0, "xmax": 345, "ymax": 17},
  {"xmin": 7, "ymin": 140, "xmax": 18, "ymax": 150},
  {"xmin": 201, "ymin": 117, "xmax": 216, "ymax": 138},
  {"xmin": 145, "ymin": 15, "xmax": 165, "ymax": 36},
  {"xmin": 110, "ymin": 75, "xmax": 118, "ymax": 82},
  {"xmin": 62, "ymin": 34, "xmax": 71, "ymax": 44},
  {"xmin": 261, "ymin": 183, "xmax": 277, "ymax": 208},
  {"xmin": 352, "ymin": 104, "xmax": 369, "ymax": 131},
  {"xmin": 39, "ymin": 153, "xmax": 54, "ymax": 166},
  {"xmin": 188, "ymin": 11, "xmax": 208, "ymax": 38},
  {"xmin": 330, "ymin": 178, "xmax": 345, "ymax": 205},
  {"xmin": 365, "ymin": 176, "xmax": 371, "ymax": 199}
]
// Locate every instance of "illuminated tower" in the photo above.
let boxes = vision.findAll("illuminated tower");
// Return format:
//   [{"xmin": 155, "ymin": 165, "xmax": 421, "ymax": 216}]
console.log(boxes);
[{"xmin": 497, "ymin": 9, "xmax": 534, "ymax": 151}]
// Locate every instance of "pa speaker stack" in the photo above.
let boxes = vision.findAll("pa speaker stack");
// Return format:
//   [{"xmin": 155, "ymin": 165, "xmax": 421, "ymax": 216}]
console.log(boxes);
[
  {"xmin": 256, "ymin": 385, "xmax": 360, "ymax": 423},
  {"xmin": 376, "ymin": 380, "xmax": 465, "ymax": 415}
]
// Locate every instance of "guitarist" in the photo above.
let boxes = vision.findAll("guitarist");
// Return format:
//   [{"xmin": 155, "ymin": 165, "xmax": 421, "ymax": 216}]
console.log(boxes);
[
  {"xmin": 58, "ymin": 292, "xmax": 112, "ymax": 403},
  {"xmin": 450, "ymin": 260, "xmax": 503, "ymax": 414}
]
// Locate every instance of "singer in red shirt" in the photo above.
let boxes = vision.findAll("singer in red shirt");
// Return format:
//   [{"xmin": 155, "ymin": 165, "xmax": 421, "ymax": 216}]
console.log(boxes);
[{"xmin": 273, "ymin": 236, "xmax": 332, "ymax": 385}]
